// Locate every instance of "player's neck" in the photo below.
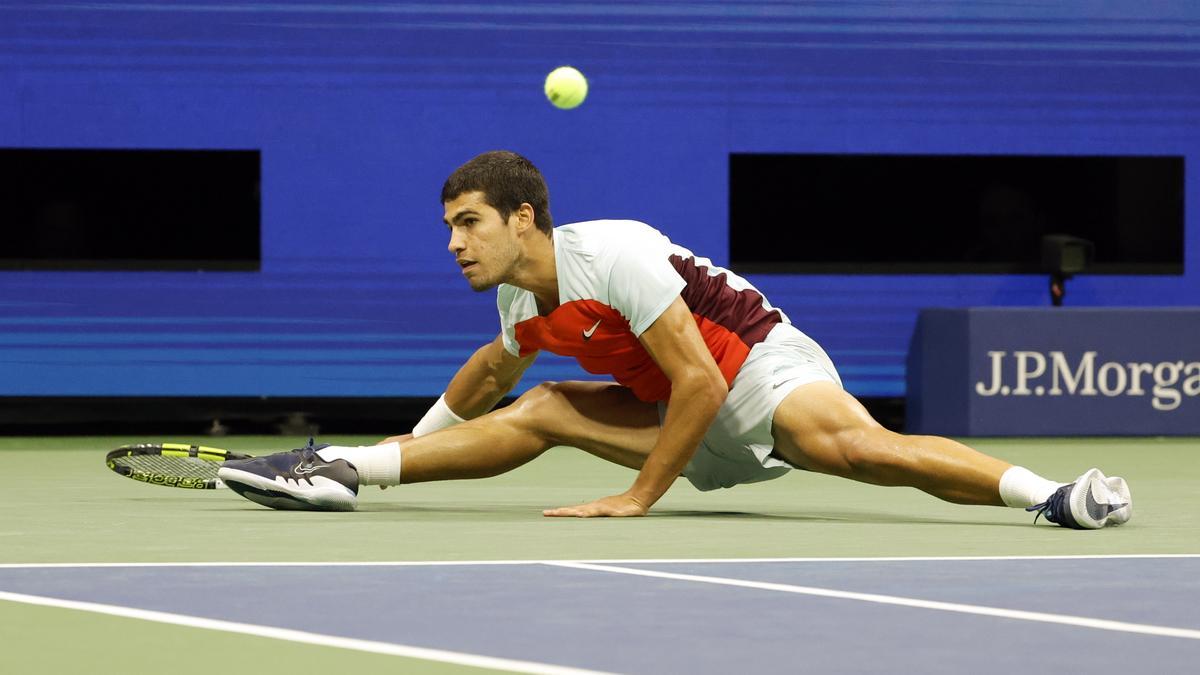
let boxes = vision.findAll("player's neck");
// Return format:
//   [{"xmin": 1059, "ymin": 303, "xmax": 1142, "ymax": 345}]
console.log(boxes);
[{"xmin": 510, "ymin": 232, "xmax": 559, "ymax": 313}]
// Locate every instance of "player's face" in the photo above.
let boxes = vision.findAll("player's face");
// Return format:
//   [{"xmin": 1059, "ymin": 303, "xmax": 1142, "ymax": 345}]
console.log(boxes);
[{"xmin": 443, "ymin": 191, "xmax": 522, "ymax": 292}]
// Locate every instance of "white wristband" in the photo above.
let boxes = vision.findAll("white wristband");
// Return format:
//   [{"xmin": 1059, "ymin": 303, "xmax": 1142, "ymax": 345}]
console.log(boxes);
[{"xmin": 412, "ymin": 394, "xmax": 466, "ymax": 437}]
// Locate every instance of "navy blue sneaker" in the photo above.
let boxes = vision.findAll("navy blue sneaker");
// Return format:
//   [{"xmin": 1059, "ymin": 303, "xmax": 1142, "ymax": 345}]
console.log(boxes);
[
  {"xmin": 1027, "ymin": 468, "xmax": 1131, "ymax": 529},
  {"xmin": 218, "ymin": 439, "xmax": 359, "ymax": 512}
]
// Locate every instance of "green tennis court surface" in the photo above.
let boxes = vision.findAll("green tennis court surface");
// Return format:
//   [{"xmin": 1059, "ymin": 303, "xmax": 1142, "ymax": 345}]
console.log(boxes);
[{"xmin": 2, "ymin": 436, "xmax": 1197, "ymax": 673}]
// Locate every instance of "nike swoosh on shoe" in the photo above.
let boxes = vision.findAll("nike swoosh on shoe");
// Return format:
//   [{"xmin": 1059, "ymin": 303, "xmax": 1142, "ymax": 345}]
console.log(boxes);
[{"xmin": 1085, "ymin": 483, "xmax": 1128, "ymax": 521}]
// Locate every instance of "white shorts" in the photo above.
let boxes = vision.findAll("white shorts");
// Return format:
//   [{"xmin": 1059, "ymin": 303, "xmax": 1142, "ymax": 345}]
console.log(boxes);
[{"xmin": 665, "ymin": 323, "xmax": 842, "ymax": 492}]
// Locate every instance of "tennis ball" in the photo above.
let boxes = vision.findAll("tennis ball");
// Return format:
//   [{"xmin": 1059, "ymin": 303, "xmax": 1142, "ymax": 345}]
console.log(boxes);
[{"xmin": 544, "ymin": 66, "xmax": 588, "ymax": 110}]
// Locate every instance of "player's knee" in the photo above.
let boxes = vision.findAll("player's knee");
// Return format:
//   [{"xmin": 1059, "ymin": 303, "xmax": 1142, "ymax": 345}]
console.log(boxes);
[
  {"xmin": 808, "ymin": 428, "xmax": 866, "ymax": 477},
  {"xmin": 513, "ymin": 381, "xmax": 562, "ymax": 406},
  {"xmin": 836, "ymin": 428, "xmax": 909, "ymax": 482},
  {"xmin": 506, "ymin": 382, "xmax": 570, "ymax": 429}
]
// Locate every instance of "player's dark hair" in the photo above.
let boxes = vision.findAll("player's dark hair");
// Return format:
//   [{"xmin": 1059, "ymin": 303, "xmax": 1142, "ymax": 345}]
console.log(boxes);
[{"xmin": 441, "ymin": 151, "xmax": 553, "ymax": 235}]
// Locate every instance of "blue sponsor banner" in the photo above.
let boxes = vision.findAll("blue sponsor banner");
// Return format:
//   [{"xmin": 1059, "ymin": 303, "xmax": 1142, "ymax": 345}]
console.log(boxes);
[
  {"xmin": 907, "ymin": 308, "xmax": 1200, "ymax": 436},
  {"xmin": 2, "ymin": 3, "xmax": 1200, "ymax": 400}
]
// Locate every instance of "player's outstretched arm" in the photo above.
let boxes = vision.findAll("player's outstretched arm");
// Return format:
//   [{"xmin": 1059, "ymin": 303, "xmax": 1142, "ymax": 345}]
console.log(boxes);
[
  {"xmin": 544, "ymin": 297, "xmax": 727, "ymax": 517},
  {"xmin": 444, "ymin": 334, "xmax": 538, "ymax": 419},
  {"xmin": 377, "ymin": 334, "xmax": 536, "ymax": 446}
]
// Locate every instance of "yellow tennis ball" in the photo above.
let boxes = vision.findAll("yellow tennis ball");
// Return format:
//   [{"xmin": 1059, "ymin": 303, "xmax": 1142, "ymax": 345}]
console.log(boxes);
[{"xmin": 544, "ymin": 66, "xmax": 588, "ymax": 110}]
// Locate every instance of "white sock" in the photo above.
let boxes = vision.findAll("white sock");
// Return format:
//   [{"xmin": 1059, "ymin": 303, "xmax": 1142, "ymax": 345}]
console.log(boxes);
[
  {"xmin": 998, "ymin": 466, "xmax": 1063, "ymax": 508},
  {"xmin": 316, "ymin": 442, "xmax": 402, "ymax": 486}
]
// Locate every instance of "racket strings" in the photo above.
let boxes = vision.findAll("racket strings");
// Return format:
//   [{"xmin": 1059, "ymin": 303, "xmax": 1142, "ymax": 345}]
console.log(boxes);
[{"xmin": 114, "ymin": 454, "xmax": 220, "ymax": 479}]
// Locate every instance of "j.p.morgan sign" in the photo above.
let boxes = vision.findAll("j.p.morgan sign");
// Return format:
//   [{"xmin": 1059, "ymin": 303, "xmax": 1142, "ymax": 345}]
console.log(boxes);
[{"xmin": 908, "ymin": 308, "xmax": 1200, "ymax": 436}]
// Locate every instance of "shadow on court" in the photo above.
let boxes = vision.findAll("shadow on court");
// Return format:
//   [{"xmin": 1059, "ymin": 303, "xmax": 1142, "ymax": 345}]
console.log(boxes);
[{"xmin": 193, "ymin": 499, "xmax": 1036, "ymax": 528}]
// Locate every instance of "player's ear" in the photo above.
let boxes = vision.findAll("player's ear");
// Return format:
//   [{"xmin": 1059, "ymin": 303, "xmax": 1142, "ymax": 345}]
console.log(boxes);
[{"xmin": 514, "ymin": 202, "xmax": 536, "ymax": 233}]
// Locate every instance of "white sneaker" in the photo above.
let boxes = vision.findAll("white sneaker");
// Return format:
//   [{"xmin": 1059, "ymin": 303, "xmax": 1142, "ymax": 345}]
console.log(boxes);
[
  {"xmin": 1026, "ymin": 468, "xmax": 1132, "ymax": 529},
  {"xmin": 1103, "ymin": 475, "xmax": 1133, "ymax": 525},
  {"xmin": 218, "ymin": 439, "xmax": 359, "ymax": 512}
]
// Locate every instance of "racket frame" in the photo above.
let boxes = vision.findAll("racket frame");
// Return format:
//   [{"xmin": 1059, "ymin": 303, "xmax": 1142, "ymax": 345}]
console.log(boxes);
[{"xmin": 105, "ymin": 443, "xmax": 251, "ymax": 489}]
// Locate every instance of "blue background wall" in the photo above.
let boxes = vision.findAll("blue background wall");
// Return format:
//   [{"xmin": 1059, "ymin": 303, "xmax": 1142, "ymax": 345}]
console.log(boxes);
[{"xmin": 1, "ymin": 1, "xmax": 1197, "ymax": 399}]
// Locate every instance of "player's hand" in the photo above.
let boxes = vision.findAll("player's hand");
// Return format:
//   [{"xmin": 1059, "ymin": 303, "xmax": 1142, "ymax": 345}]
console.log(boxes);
[{"xmin": 543, "ymin": 493, "xmax": 648, "ymax": 518}]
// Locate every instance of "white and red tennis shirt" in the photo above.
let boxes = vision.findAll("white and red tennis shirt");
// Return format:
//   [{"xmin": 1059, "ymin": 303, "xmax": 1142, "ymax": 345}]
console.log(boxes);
[{"xmin": 497, "ymin": 220, "xmax": 791, "ymax": 403}]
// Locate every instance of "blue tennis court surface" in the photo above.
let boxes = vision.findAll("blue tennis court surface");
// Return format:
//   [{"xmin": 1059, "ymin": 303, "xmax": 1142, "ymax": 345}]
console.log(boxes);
[{"xmin": 3, "ymin": 556, "xmax": 1198, "ymax": 674}]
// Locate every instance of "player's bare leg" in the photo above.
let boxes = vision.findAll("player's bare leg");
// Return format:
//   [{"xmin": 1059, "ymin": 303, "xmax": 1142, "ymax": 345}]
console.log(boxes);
[
  {"xmin": 392, "ymin": 381, "xmax": 660, "ymax": 484},
  {"xmin": 218, "ymin": 381, "xmax": 658, "ymax": 511},
  {"xmin": 769, "ymin": 381, "xmax": 1132, "ymax": 528},
  {"xmin": 770, "ymin": 381, "xmax": 1015, "ymax": 505}
]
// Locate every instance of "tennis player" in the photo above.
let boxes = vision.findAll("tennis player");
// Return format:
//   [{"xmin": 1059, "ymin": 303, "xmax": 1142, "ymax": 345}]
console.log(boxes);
[{"xmin": 219, "ymin": 151, "xmax": 1131, "ymax": 529}]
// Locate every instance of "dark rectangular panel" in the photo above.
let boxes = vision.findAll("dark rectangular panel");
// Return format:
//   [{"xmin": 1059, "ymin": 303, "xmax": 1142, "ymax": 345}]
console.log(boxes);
[
  {"xmin": 730, "ymin": 154, "xmax": 1184, "ymax": 274},
  {"xmin": 1, "ymin": 148, "xmax": 260, "ymax": 271}
]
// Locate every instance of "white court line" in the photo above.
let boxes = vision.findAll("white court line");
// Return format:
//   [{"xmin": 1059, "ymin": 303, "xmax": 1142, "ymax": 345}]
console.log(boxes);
[
  {"xmin": 0, "ymin": 590, "xmax": 614, "ymax": 675},
  {"xmin": 546, "ymin": 561, "xmax": 1200, "ymax": 642},
  {"xmin": 1, "ymin": 553, "xmax": 1198, "ymax": 568}
]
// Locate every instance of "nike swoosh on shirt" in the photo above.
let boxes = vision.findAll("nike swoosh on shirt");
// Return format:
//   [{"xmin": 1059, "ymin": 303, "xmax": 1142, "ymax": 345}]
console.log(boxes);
[{"xmin": 582, "ymin": 319, "xmax": 602, "ymax": 340}]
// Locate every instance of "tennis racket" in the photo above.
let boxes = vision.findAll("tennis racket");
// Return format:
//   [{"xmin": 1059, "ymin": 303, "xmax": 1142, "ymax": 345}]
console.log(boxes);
[{"xmin": 105, "ymin": 443, "xmax": 253, "ymax": 490}]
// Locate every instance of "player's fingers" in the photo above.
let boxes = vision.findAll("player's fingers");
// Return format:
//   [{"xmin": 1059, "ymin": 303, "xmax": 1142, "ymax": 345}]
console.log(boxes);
[{"xmin": 543, "ymin": 506, "xmax": 589, "ymax": 517}]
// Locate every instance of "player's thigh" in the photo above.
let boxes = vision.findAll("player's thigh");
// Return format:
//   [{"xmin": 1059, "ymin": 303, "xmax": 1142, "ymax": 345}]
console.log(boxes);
[
  {"xmin": 769, "ymin": 380, "xmax": 885, "ymax": 476},
  {"xmin": 508, "ymin": 380, "xmax": 660, "ymax": 469}
]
